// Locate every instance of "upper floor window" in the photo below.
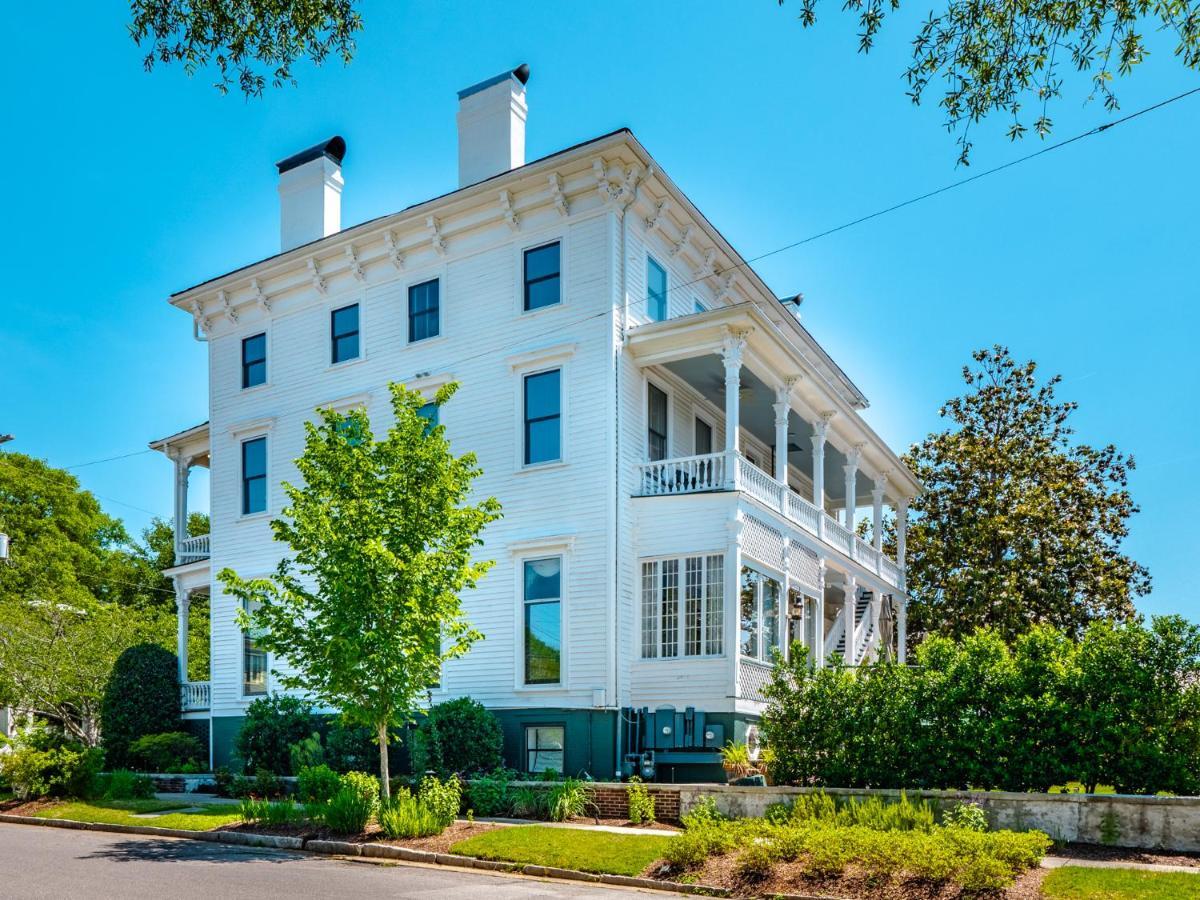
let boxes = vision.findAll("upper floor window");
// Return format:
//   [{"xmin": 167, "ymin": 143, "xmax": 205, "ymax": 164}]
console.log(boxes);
[
  {"xmin": 242, "ymin": 599, "xmax": 268, "ymax": 695},
  {"xmin": 524, "ymin": 242, "xmax": 561, "ymax": 311},
  {"xmin": 330, "ymin": 304, "xmax": 360, "ymax": 364},
  {"xmin": 409, "ymin": 279, "xmax": 440, "ymax": 343},
  {"xmin": 647, "ymin": 257, "xmax": 668, "ymax": 321},
  {"xmin": 647, "ymin": 384, "xmax": 668, "ymax": 462},
  {"xmin": 241, "ymin": 436, "xmax": 267, "ymax": 515},
  {"xmin": 739, "ymin": 566, "xmax": 781, "ymax": 662},
  {"xmin": 523, "ymin": 369, "xmax": 561, "ymax": 466},
  {"xmin": 641, "ymin": 554, "xmax": 724, "ymax": 659},
  {"xmin": 418, "ymin": 401, "xmax": 439, "ymax": 434},
  {"xmin": 694, "ymin": 417, "xmax": 713, "ymax": 456},
  {"xmin": 241, "ymin": 333, "xmax": 266, "ymax": 388},
  {"xmin": 523, "ymin": 556, "xmax": 562, "ymax": 685}
]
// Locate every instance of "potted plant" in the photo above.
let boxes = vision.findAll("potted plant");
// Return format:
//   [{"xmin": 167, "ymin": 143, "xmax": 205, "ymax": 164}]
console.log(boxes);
[
  {"xmin": 720, "ymin": 741, "xmax": 753, "ymax": 781},
  {"xmin": 758, "ymin": 746, "xmax": 776, "ymax": 785}
]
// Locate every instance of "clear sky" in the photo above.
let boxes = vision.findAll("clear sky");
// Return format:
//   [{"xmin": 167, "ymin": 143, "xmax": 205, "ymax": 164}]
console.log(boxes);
[{"xmin": 2, "ymin": 2, "xmax": 1196, "ymax": 620}]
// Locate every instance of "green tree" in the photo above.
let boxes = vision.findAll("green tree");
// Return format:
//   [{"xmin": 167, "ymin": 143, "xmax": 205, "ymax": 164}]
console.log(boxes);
[
  {"xmin": 134, "ymin": 514, "xmax": 211, "ymax": 681},
  {"xmin": 218, "ymin": 382, "xmax": 501, "ymax": 798},
  {"xmin": 128, "ymin": 0, "xmax": 363, "ymax": 96},
  {"xmin": 778, "ymin": 0, "xmax": 1200, "ymax": 162},
  {"xmin": 101, "ymin": 643, "xmax": 182, "ymax": 769},
  {"xmin": 0, "ymin": 453, "xmax": 173, "ymax": 743},
  {"xmin": 901, "ymin": 346, "xmax": 1148, "ymax": 644}
]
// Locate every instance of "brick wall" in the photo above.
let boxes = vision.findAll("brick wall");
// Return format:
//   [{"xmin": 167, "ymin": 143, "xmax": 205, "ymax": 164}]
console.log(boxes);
[{"xmin": 504, "ymin": 780, "xmax": 683, "ymax": 823}]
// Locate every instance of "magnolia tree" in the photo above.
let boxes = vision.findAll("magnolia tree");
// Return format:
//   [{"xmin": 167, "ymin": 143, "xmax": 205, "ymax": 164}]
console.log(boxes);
[{"xmin": 218, "ymin": 383, "xmax": 500, "ymax": 798}]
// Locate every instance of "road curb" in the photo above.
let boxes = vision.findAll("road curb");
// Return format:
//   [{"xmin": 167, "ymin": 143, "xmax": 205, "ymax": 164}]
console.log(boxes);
[{"xmin": 0, "ymin": 813, "xmax": 724, "ymax": 895}]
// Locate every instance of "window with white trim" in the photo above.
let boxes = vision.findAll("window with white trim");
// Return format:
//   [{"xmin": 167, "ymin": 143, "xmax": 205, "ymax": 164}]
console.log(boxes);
[
  {"xmin": 739, "ymin": 566, "xmax": 781, "ymax": 662},
  {"xmin": 647, "ymin": 383, "xmax": 668, "ymax": 462},
  {"xmin": 242, "ymin": 599, "xmax": 268, "ymax": 695},
  {"xmin": 523, "ymin": 556, "xmax": 562, "ymax": 685},
  {"xmin": 647, "ymin": 257, "xmax": 668, "ymax": 321},
  {"xmin": 641, "ymin": 554, "xmax": 724, "ymax": 659},
  {"xmin": 525, "ymin": 725, "xmax": 564, "ymax": 774}
]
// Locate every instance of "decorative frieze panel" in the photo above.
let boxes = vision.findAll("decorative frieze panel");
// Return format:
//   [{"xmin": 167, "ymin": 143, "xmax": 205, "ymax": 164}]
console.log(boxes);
[{"xmin": 741, "ymin": 515, "xmax": 785, "ymax": 572}]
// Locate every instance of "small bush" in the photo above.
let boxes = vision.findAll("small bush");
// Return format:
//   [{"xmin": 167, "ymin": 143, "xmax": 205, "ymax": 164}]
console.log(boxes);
[
  {"xmin": 379, "ymin": 789, "xmax": 442, "ymax": 838},
  {"xmin": 682, "ymin": 796, "xmax": 725, "ymax": 829},
  {"xmin": 340, "ymin": 770, "xmax": 381, "ymax": 807},
  {"xmin": 956, "ymin": 853, "xmax": 1013, "ymax": 891},
  {"xmin": 100, "ymin": 643, "xmax": 180, "ymax": 771},
  {"xmin": 325, "ymin": 719, "xmax": 378, "ymax": 774},
  {"xmin": 511, "ymin": 785, "xmax": 545, "ymax": 819},
  {"xmin": 735, "ymin": 841, "xmax": 775, "ymax": 879},
  {"xmin": 325, "ymin": 785, "xmax": 375, "ymax": 835},
  {"xmin": 468, "ymin": 767, "xmax": 515, "ymax": 817},
  {"xmin": 419, "ymin": 774, "xmax": 462, "ymax": 828},
  {"xmin": 297, "ymin": 764, "xmax": 341, "ymax": 803},
  {"xmin": 410, "ymin": 698, "xmax": 503, "ymax": 777},
  {"xmin": 94, "ymin": 769, "xmax": 155, "ymax": 801},
  {"xmin": 234, "ymin": 695, "xmax": 317, "ymax": 776},
  {"xmin": 943, "ymin": 800, "xmax": 989, "ymax": 832},
  {"xmin": 128, "ymin": 732, "xmax": 204, "ymax": 773},
  {"xmin": 248, "ymin": 767, "xmax": 284, "ymax": 798},
  {"xmin": 548, "ymin": 777, "xmax": 591, "ymax": 822},
  {"xmin": 626, "ymin": 777, "xmax": 655, "ymax": 825},
  {"xmin": 0, "ymin": 722, "xmax": 103, "ymax": 800},
  {"xmin": 288, "ymin": 732, "xmax": 325, "ymax": 773}
]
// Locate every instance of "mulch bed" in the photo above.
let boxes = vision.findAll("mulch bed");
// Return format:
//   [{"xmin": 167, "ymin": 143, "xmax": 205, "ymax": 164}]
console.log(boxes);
[
  {"xmin": 3, "ymin": 799, "xmax": 64, "ymax": 816},
  {"xmin": 647, "ymin": 858, "xmax": 1049, "ymax": 899},
  {"xmin": 1052, "ymin": 841, "xmax": 1200, "ymax": 869}
]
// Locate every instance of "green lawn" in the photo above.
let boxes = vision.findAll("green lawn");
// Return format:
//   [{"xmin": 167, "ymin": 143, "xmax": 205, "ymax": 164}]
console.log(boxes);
[
  {"xmin": 1043, "ymin": 866, "xmax": 1200, "ymax": 899},
  {"xmin": 451, "ymin": 825, "xmax": 673, "ymax": 877},
  {"xmin": 34, "ymin": 800, "xmax": 243, "ymax": 832}
]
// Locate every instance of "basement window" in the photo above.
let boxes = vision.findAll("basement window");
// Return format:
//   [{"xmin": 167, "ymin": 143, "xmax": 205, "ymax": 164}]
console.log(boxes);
[{"xmin": 525, "ymin": 725, "xmax": 564, "ymax": 774}]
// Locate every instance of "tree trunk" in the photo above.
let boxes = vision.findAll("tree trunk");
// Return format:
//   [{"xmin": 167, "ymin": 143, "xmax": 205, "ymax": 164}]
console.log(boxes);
[{"xmin": 378, "ymin": 721, "xmax": 391, "ymax": 801}]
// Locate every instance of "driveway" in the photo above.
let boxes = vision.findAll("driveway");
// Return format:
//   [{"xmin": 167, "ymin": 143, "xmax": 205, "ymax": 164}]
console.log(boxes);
[{"xmin": 0, "ymin": 822, "xmax": 645, "ymax": 899}]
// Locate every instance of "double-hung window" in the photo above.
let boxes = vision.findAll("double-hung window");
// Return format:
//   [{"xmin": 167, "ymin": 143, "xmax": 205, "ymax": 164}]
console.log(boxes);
[
  {"xmin": 523, "ymin": 369, "xmax": 561, "ymax": 465},
  {"xmin": 523, "ymin": 242, "xmax": 561, "ymax": 311},
  {"xmin": 739, "ymin": 567, "xmax": 781, "ymax": 662},
  {"xmin": 330, "ymin": 304, "xmax": 360, "ymax": 364},
  {"xmin": 641, "ymin": 554, "xmax": 724, "ymax": 658},
  {"xmin": 418, "ymin": 401, "xmax": 439, "ymax": 433},
  {"xmin": 241, "ymin": 333, "xmax": 266, "ymax": 388},
  {"xmin": 523, "ymin": 557, "xmax": 562, "ymax": 685},
  {"xmin": 647, "ymin": 384, "xmax": 668, "ymax": 462},
  {"xmin": 408, "ymin": 279, "xmax": 440, "ymax": 342},
  {"xmin": 242, "ymin": 599, "xmax": 268, "ymax": 695},
  {"xmin": 647, "ymin": 257, "xmax": 668, "ymax": 321},
  {"xmin": 241, "ymin": 436, "xmax": 267, "ymax": 515}
]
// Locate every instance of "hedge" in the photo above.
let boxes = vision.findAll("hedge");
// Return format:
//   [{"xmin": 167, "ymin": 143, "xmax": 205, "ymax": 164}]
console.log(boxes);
[{"xmin": 101, "ymin": 643, "xmax": 181, "ymax": 770}]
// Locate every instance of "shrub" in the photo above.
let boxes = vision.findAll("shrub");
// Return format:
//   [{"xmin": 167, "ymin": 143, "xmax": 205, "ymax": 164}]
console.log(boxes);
[
  {"xmin": 956, "ymin": 853, "xmax": 1013, "ymax": 891},
  {"xmin": 325, "ymin": 718, "xmax": 378, "ymax": 774},
  {"xmin": 379, "ymin": 789, "xmax": 442, "ymax": 838},
  {"xmin": 288, "ymin": 732, "xmax": 325, "ymax": 773},
  {"xmin": 128, "ymin": 731, "xmax": 204, "ymax": 773},
  {"xmin": 93, "ymin": 769, "xmax": 155, "ymax": 801},
  {"xmin": 735, "ymin": 841, "xmax": 775, "ymax": 879},
  {"xmin": 243, "ymin": 767, "xmax": 284, "ymax": 798},
  {"xmin": 324, "ymin": 785, "xmax": 375, "ymax": 834},
  {"xmin": 548, "ymin": 777, "xmax": 591, "ymax": 822},
  {"xmin": 234, "ymin": 695, "xmax": 317, "ymax": 775},
  {"xmin": 340, "ymin": 770, "xmax": 381, "ymax": 808},
  {"xmin": 943, "ymin": 800, "xmax": 989, "ymax": 832},
  {"xmin": 297, "ymin": 764, "xmax": 342, "ymax": 803},
  {"xmin": 511, "ymin": 785, "xmax": 545, "ymax": 819},
  {"xmin": 626, "ymin": 777, "xmax": 655, "ymax": 824},
  {"xmin": 410, "ymin": 698, "xmax": 503, "ymax": 777},
  {"xmin": 419, "ymin": 774, "xmax": 462, "ymax": 828},
  {"xmin": 101, "ymin": 643, "xmax": 180, "ymax": 770},
  {"xmin": 0, "ymin": 721, "xmax": 103, "ymax": 800},
  {"xmin": 468, "ymin": 767, "xmax": 515, "ymax": 817}
]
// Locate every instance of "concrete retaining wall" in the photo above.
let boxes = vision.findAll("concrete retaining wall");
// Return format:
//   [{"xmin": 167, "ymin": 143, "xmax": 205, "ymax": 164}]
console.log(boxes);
[{"xmin": 676, "ymin": 785, "xmax": 1200, "ymax": 852}]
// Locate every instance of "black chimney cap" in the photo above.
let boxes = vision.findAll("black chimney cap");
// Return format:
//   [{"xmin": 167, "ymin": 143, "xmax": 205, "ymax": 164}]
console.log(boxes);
[
  {"xmin": 275, "ymin": 136, "xmax": 346, "ymax": 174},
  {"xmin": 513, "ymin": 63, "xmax": 530, "ymax": 84}
]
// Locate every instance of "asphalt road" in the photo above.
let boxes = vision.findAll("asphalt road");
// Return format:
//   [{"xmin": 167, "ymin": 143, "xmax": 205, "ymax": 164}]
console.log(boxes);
[{"xmin": 0, "ymin": 823, "xmax": 643, "ymax": 899}]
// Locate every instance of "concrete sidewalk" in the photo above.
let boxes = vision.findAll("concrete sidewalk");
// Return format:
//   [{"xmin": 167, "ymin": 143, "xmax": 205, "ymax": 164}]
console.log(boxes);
[{"xmin": 1043, "ymin": 855, "xmax": 1200, "ymax": 875}]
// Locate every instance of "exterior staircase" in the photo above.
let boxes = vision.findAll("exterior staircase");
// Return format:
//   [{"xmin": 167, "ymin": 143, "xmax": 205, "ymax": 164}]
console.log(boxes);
[{"xmin": 824, "ymin": 591, "xmax": 880, "ymax": 666}]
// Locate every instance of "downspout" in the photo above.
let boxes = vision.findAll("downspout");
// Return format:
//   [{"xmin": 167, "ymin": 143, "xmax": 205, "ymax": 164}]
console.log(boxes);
[{"xmin": 611, "ymin": 204, "xmax": 627, "ymax": 778}]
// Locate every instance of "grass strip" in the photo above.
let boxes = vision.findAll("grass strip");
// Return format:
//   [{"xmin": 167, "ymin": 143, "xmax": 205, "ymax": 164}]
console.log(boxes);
[
  {"xmin": 1043, "ymin": 865, "xmax": 1200, "ymax": 899},
  {"xmin": 451, "ymin": 825, "xmax": 672, "ymax": 877},
  {"xmin": 33, "ymin": 800, "xmax": 242, "ymax": 832}
]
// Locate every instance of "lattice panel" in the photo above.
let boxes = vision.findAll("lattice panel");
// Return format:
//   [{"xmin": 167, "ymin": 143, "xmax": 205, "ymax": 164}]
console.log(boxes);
[
  {"xmin": 741, "ymin": 516, "xmax": 785, "ymax": 570},
  {"xmin": 739, "ymin": 659, "xmax": 773, "ymax": 702},
  {"xmin": 789, "ymin": 540, "xmax": 820, "ymax": 592}
]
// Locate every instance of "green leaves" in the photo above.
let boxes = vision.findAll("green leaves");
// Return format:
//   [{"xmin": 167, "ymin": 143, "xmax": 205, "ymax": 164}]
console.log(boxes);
[{"xmin": 218, "ymin": 381, "xmax": 500, "ymax": 794}]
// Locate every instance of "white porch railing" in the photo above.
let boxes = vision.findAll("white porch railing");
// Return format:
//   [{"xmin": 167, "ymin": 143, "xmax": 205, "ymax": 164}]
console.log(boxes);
[
  {"xmin": 634, "ymin": 453, "xmax": 904, "ymax": 589},
  {"xmin": 181, "ymin": 681, "xmax": 210, "ymax": 711},
  {"xmin": 635, "ymin": 452, "xmax": 727, "ymax": 496},
  {"xmin": 178, "ymin": 533, "xmax": 210, "ymax": 563}
]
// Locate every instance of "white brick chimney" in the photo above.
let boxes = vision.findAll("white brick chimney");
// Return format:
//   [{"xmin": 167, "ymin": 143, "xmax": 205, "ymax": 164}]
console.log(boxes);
[
  {"xmin": 457, "ymin": 64, "xmax": 529, "ymax": 188},
  {"xmin": 276, "ymin": 136, "xmax": 346, "ymax": 252}
]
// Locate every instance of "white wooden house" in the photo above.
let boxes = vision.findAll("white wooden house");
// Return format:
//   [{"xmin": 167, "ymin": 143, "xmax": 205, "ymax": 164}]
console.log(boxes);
[{"xmin": 151, "ymin": 65, "xmax": 921, "ymax": 779}]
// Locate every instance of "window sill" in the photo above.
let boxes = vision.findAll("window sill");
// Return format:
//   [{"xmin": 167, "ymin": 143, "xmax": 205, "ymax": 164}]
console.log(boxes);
[
  {"xmin": 520, "ymin": 301, "xmax": 565, "ymax": 320},
  {"xmin": 514, "ymin": 683, "xmax": 566, "ymax": 693},
  {"xmin": 325, "ymin": 355, "xmax": 367, "ymax": 373},
  {"xmin": 515, "ymin": 460, "xmax": 569, "ymax": 475},
  {"xmin": 240, "ymin": 382, "xmax": 271, "ymax": 395},
  {"xmin": 407, "ymin": 333, "xmax": 448, "ymax": 350},
  {"xmin": 637, "ymin": 654, "xmax": 726, "ymax": 663},
  {"xmin": 237, "ymin": 511, "xmax": 273, "ymax": 524}
]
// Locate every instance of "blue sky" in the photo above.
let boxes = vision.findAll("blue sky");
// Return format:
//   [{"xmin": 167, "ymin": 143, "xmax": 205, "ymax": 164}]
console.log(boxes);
[{"xmin": 3, "ymin": 2, "xmax": 1196, "ymax": 620}]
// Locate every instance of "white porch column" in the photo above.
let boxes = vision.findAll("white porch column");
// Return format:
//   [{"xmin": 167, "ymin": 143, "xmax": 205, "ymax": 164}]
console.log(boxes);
[
  {"xmin": 814, "ymin": 560, "xmax": 827, "ymax": 668},
  {"xmin": 842, "ymin": 575, "xmax": 857, "ymax": 664},
  {"xmin": 174, "ymin": 583, "xmax": 190, "ymax": 684},
  {"xmin": 896, "ymin": 496, "xmax": 909, "ymax": 582},
  {"xmin": 842, "ymin": 444, "xmax": 863, "ymax": 530},
  {"xmin": 773, "ymin": 388, "xmax": 789, "ymax": 486},
  {"xmin": 172, "ymin": 456, "xmax": 190, "ymax": 560},
  {"xmin": 897, "ymin": 596, "xmax": 908, "ymax": 664},
  {"xmin": 721, "ymin": 333, "xmax": 746, "ymax": 489},
  {"xmin": 871, "ymin": 471, "xmax": 890, "ymax": 552},
  {"xmin": 810, "ymin": 413, "xmax": 834, "ymax": 532}
]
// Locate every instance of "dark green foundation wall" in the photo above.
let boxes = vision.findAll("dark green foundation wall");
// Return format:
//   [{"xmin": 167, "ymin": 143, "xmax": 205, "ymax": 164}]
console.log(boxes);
[
  {"xmin": 210, "ymin": 715, "xmax": 245, "ymax": 771},
  {"xmin": 651, "ymin": 713, "xmax": 758, "ymax": 784},
  {"xmin": 493, "ymin": 709, "xmax": 618, "ymax": 780}
]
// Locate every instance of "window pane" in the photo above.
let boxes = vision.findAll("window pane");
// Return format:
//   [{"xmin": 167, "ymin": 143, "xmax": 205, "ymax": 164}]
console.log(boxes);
[
  {"xmin": 740, "ymin": 567, "xmax": 759, "ymax": 658},
  {"xmin": 684, "ymin": 556, "xmax": 703, "ymax": 656},
  {"xmin": 524, "ymin": 370, "xmax": 561, "ymax": 465},
  {"xmin": 524, "ymin": 602, "xmax": 561, "ymax": 684},
  {"xmin": 648, "ymin": 384, "xmax": 668, "ymax": 462},
  {"xmin": 661, "ymin": 559, "xmax": 679, "ymax": 658},
  {"xmin": 526, "ymin": 726, "xmax": 564, "ymax": 774},
  {"xmin": 418, "ymin": 402, "xmax": 439, "ymax": 433},
  {"xmin": 706, "ymin": 554, "xmax": 724, "ymax": 655},
  {"xmin": 243, "ymin": 477, "xmax": 266, "ymax": 515},
  {"xmin": 331, "ymin": 304, "xmax": 359, "ymax": 363},
  {"xmin": 763, "ymin": 576, "xmax": 781, "ymax": 660},
  {"xmin": 332, "ymin": 304, "xmax": 358, "ymax": 336},
  {"xmin": 242, "ymin": 334, "xmax": 266, "ymax": 388},
  {"xmin": 694, "ymin": 418, "xmax": 712, "ymax": 455},
  {"xmin": 525, "ymin": 419, "xmax": 560, "ymax": 465},
  {"xmin": 524, "ymin": 557, "xmax": 561, "ymax": 601},
  {"xmin": 525, "ymin": 242, "xmax": 560, "ymax": 281},
  {"xmin": 242, "ymin": 437, "xmax": 266, "ymax": 478},
  {"xmin": 333, "ymin": 333, "xmax": 359, "ymax": 363},
  {"xmin": 525, "ymin": 275, "xmax": 560, "ymax": 311},
  {"xmin": 640, "ymin": 561, "xmax": 659, "ymax": 659},
  {"xmin": 409, "ymin": 280, "xmax": 440, "ymax": 342},
  {"xmin": 524, "ymin": 370, "xmax": 560, "ymax": 419},
  {"xmin": 647, "ymin": 257, "xmax": 667, "ymax": 321}
]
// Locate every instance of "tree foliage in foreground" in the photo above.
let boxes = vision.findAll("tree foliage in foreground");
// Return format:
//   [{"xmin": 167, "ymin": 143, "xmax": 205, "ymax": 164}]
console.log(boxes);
[
  {"xmin": 101, "ymin": 643, "xmax": 181, "ymax": 769},
  {"xmin": 762, "ymin": 617, "xmax": 1200, "ymax": 794},
  {"xmin": 128, "ymin": 0, "xmax": 363, "ymax": 96},
  {"xmin": 778, "ymin": 0, "xmax": 1200, "ymax": 162},
  {"xmin": 900, "ymin": 345, "xmax": 1148, "ymax": 644},
  {"xmin": 218, "ymin": 382, "xmax": 501, "ymax": 798}
]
